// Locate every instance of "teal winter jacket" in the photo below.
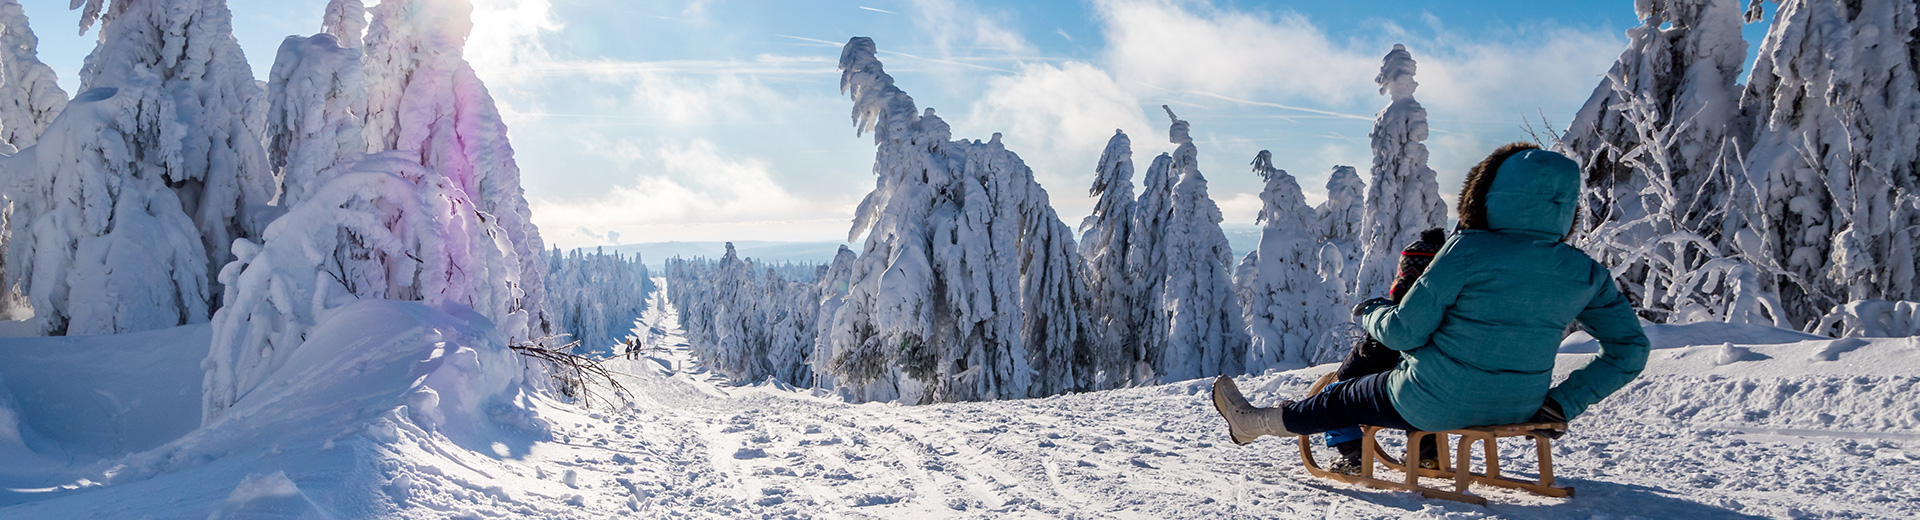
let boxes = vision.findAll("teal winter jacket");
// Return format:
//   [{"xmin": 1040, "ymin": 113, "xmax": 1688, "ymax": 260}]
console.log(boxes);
[{"xmin": 1361, "ymin": 149, "xmax": 1649, "ymax": 432}]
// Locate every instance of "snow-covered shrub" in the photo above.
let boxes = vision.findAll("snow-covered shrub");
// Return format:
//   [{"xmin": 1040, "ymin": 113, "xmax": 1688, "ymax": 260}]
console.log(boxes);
[
  {"xmin": 1813, "ymin": 300, "xmax": 1920, "ymax": 338},
  {"xmin": 1155, "ymin": 107, "xmax": 1248, "ymax": 382},
  {"xmin": 823, "ymin": 37, "xmax": 1092, "ymax": 403},
  {"xmin": 1561, "ymin": 0, "xmax": 1785, "ymax": 327},
  {"xmin": 363, "ymin": 0, "xmax": 551, "ymax": 345},
  {"xmin": 543, "ymin": 246, "xmax": 652, "ymax": 356},
  {"xmin": 266, "ymin": 32, "xmax": 366, "ymax": 209},
  {"xmin": 203, "ymin": 153, "xmax": 536, "ymax": 422},
  {"xmin": 73, "ymin": 0, "xmax": 275, "ymax": 302},
  {"xmin": 1078, "ymin": 131, "xmax": 1141, "ymax": 389},
  {"xmin": 3, "ymin": 86, "xmax": 209, "ymax": 336},
  {"xmin": 1738, "ymin": 0, "xmax": 1920, "ymax": 327},
  {"xmin": 1353, "ymin": 45, "xmax": 1447, "ymax": 301},
  {"xmin": 1239, "ymin": 151, "xmax": 1342, "ymax": 372}
]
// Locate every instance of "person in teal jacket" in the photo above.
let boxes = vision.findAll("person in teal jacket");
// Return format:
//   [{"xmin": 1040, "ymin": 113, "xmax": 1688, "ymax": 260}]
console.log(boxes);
[{"xmin": 1211, "ymin": 143, "xmax": 1650, "ymax": 445}]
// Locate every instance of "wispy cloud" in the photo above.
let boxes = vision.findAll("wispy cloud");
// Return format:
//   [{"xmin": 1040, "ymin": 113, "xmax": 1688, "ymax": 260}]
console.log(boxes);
[{"xmin": 858, "ymin": 6, "xmax": 897, "ymax": 14}]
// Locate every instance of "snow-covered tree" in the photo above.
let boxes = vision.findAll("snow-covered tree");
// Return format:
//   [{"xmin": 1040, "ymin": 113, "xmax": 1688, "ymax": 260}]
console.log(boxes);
[
  {"xmin": 0, "ymin": 0, "xmax": 66, "ymax": 150},
  {"xmin": 73, "ymin": 0, "xmax": 274, "ymax": 304},
  {"xmin": 1125, "ymin": 152, "xmax": 1177, "ymax": 384},
  {"xmin": 363, "ymin": 0, "xmax": 550, "ymax": 345},
  {"xmin": 203, "ymin": 152, "xmax": 537, "ymax": 421},
  {"xmin": 810, "ymin": 246, "xmax": 857, "ymax": 392},
  {"xmin": 1315, "ymin": 165, "xmax": 1365, "ymax": 305},
  {"xmin": 1017, "ymin": 159, "xmax": 1096, "ymax": 397},
  {"xmin": 1561, "ymin": 0, "xmax": 1780, "ymax": 325},
  {"xmin": 322, "ymin": 0, "xmax": 366, "ymax": 47},
  {"xmin": 0, "ymin": 0, "xmax": 69, "ymax": 318},
  {"xmin": 1738, "ymin": 0, "xmax": 1920, "ymax": 327},
  {"xmin": 1155, "ymin": 107, "xmax": 1248, "ymax": 381},
  {"xmin": 1240, "ymin": 151, "xmax": 1341, "ymax": 372},
  {"xmin": 1353, "ymin": 44, "xmax": 1448, "ymax": 301},
  {"xmin": 266, "ymin": 33, "xmax": 366, "ymax": 208},
  {"xmin": 824, "ymin": 37, "xmax": 1089, "ymax": 403},
  {"xmin": 2, "ymin": 87, "xmax": 208, "ymax": 336},
  {"xmin": 1078, "ymin": 130, "xmax": 1139, "ymax": 389}
]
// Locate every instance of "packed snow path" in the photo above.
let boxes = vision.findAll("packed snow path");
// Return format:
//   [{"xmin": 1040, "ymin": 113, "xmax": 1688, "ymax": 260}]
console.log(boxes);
[{"xmin": 534, "ymin": 286, "xmax": 1918, "ymax": 519}]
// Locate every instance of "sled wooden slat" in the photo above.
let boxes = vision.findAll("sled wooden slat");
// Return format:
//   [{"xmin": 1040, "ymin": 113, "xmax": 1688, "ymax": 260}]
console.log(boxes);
[{"xmin": 1295, "ymin": 372, "xmax": 1575, "ymax": 505}]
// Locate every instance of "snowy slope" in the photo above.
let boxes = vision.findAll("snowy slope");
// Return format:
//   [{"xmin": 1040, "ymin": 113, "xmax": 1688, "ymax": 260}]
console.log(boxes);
[{"xmin": 0, "ymin": 282, "xmax": 1914, "ymax": 518}]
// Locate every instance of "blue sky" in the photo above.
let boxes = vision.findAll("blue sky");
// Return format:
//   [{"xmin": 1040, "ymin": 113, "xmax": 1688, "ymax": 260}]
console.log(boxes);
[{"xmin": 14, "ymin": 0, "xmax": 1776, "ymax": 247}]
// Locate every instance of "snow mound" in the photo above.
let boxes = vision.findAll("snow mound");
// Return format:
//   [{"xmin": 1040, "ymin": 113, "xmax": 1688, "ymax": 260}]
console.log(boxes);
[
  {"xmin": 0, "ymin": 300, "xmax": 548, "ymax": 517},
  {"xmin": 1560, "ymin": 319, "xmax": 1824, "ymax": 353}
]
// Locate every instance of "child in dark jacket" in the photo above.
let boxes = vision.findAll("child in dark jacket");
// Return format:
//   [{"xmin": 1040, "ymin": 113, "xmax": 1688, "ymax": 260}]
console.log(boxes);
[{"xmin": 1322, "ymin": 228, "xmax": 1447, "ymax": 474}]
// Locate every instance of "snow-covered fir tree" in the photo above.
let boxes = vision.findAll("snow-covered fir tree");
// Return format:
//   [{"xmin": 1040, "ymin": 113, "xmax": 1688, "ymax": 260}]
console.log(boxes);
[
  {"xmin": 1561, "ymin": 0, "xmax": 1781, "ymax": 325},
  {"xmin": 265, "ymin": 32, "xmax": 366, "ymax": 208},
  {"xmin": 823, "ymin": 37, "xmax": 1090, "ymax": 403},
  {"xmin": 0, "ymin": 0, "xmax": 66, "ymax": 150},
  {"xmin": 1240, "ymin": 151, "xmax": 1341, "ymax": 372},
  {"xmin": 543, "ymin": 246, "xmax": 652, "ymax": 356},
  {"xmin": 2, "ymin": 86, "xmax": 209, "ymax": 336},
  {"xmin": 1315, "ymin": 165, "xmax": 1365, "ymax": 306},
  {"xmin": 73, "ymin": 0, "xmax": 274, "ymax": 306},
  {"xmin": 1078, "ymin": 130, "xmax": 1140, "ymax": 389},
  {"xmin": 1017, "ymin": 153, "xmax": 1096, "ymax": 397},
  {"xmin": 810, "ymin": 246, "xmax": 857, "ymax": 393},
  {"xmin": 363, "ymin": 0, "xmax": 551, "ymax": 344},
  {"xmin": 1353, "ymin": 44, "xmax": 1448, "ymax": 301},
  {"xmin": 1155, "ymin": 107, "xmax": 1248, "ymax": 381},
  {"xmin": 1739, "ymin": 0, "xmax": 1920, "ymax": 329},
  {"xmin": 1125, "ymin": 152, "xmax": 1177, "ymax": 384},
  {"xmin": 0, "ymin": 0, "xmax": 68, "ymax": 318},
  {"xmin": 322, "ymin": 0, "xmax": 366, "ymax": 47}
]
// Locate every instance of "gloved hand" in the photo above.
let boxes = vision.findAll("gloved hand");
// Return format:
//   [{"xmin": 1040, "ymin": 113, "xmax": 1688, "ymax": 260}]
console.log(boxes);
[
  {"xmin": 1529, "ymin": 398, "xmax": 1568, "ymax": 439},
  {"xmin": 1351, "ymin": 297, "xmax": 1392, "ymax": 317}
]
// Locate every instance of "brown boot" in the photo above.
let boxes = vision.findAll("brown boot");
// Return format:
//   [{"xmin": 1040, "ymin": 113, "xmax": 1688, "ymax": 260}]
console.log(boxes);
[{"xmin": 1211, "ymin": 375, "xmax": 1295, "ymax": 445}]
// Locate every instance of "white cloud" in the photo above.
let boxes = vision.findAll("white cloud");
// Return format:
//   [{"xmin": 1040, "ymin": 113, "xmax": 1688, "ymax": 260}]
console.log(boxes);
[
  {"xmin": 531, "ymin": 139, "xmax": 858, "ymax": 246},
  {"xmin": 908, "ymin": 0, "xmax": 1036, "ymax": 58},
  {"xmin": 963, "ymin": 61, "xmax": 1154, "ymax": 221},
  {"xmin": 1094, "ymin": 0, "xmax": 1378, "ymax": 104},
  {"xmin": 468, "ymin": 0, "xmax": 563, "ymax": 73}
]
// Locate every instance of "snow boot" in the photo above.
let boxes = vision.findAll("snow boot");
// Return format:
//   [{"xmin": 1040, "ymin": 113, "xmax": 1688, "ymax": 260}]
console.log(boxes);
[
  {"xmin": 1211, "ymin": 375, "xmax": 1294, "ymax": 445},
  {"xmin": 1328, "ymin": 454, "xmax": 1363, "ymax": 475}
]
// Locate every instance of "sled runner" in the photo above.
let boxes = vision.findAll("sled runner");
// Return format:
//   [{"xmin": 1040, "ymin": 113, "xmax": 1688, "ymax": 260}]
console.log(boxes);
[{"xmin": 1295, "ymin": 372, "xmax": 1573, "ymax": 505}]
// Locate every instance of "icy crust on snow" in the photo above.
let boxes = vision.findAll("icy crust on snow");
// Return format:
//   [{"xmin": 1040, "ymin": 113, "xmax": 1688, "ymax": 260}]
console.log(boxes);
[{"xmin": 0, "ymin": 299, "xmax": 548, "ymax": 517}]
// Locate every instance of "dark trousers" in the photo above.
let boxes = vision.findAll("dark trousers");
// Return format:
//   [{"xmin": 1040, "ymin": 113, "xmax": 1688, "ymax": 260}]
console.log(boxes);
[
  {"xmin": 1280, "ymin": 371, "xmax": 1416, "ymax": 434},
  {"xmin": 1284, "ymin": 336, "xmax": 1435, "ymax": 459}
]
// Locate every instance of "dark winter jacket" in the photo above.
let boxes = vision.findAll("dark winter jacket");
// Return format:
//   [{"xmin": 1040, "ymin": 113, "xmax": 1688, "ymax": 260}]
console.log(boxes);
[{"xmin": 1360, "ymin": 149, "xmax": 1649, "ymax": 431}]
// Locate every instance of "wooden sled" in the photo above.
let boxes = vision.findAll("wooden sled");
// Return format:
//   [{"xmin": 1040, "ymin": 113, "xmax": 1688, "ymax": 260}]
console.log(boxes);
[{"xmin": 1295, "ymin": 372, "xmax": 1574, "ymax": 506}]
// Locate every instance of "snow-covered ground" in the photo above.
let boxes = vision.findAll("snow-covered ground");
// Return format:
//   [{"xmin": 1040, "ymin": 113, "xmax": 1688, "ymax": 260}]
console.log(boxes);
[{"xmin": 0, "ymin": 281, "xmax": 1915, "ymax": 518}]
